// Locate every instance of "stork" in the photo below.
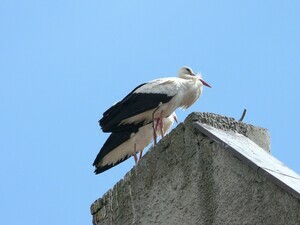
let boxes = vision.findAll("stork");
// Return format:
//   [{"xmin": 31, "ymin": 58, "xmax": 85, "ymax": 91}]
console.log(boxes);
[
  {"xmin": 99, "ymin": 66, "xmax": 211, "ymax": 144},
  {"xmin": 93, "ymin": 112, "xmax": 178, "ymax": 174}
]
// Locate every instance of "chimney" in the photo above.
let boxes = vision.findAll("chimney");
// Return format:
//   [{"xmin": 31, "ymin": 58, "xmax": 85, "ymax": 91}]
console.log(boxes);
[{"xmin": 91, "ymin": 112, "xmax": 300, "ymax": 225}]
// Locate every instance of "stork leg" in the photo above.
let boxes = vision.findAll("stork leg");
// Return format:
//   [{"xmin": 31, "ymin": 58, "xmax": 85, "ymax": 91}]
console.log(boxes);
[
  {"xmin": 133, "ymin": 143, "xmax": 138, "ymax": 165},
  {"xmin": 152, "ymin": 106, "xmax": 160, "ymax": 145},
  {"xmin": 139, "ymin": 149, "xmax": 143, "ymax": 161},
  {"xmin": 159, "ymin": 110, "xmax": 164, "ymax": 138},
  {"xmin": 154, "ymin": 118, "xmax": 160, "ymax": 132},
  {"xmin": 153, "ymin": 128, "xmax": 157, "ymax": 145},
  {"xmin": 154, "ymin": 110, "xmax": 164, "ymax": 138}
]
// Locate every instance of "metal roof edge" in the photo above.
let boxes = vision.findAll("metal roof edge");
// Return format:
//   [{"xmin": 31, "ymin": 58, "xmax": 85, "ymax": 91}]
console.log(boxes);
[{"xmin": 193, "ymin": 121, "xmax": 300, "ymax": 201}]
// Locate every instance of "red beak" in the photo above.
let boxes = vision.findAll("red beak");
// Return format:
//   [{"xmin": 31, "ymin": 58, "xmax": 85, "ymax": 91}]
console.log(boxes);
[{"xmin": 200, "ymin": 79, "xmax": 212, "ymax": 88}]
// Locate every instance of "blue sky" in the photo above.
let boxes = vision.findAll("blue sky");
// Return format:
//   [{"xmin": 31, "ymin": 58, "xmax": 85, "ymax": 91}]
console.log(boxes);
[{"xmin": 1, "ymin": 1, "xmax": 300, "ymax": 224}]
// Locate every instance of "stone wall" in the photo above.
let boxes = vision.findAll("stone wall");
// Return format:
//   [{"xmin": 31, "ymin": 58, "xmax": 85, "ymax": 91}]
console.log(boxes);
[{"xmin": 91, "ymin": 112, "xmax": 300, "ymax": 225}]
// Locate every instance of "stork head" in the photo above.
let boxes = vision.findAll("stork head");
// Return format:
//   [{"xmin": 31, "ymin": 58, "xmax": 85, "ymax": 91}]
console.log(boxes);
[
  {"xmin": 178, "ymin": 66, "xmax": 195, "ymax": 78},
  {"xmin": 178, "ymin": 66, "xmax": 211, "ymax": 88}
]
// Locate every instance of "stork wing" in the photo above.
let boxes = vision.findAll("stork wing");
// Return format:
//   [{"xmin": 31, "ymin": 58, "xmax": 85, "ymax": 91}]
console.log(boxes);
[
  {"xmin": 93, "ymin": 124, "xmax": 144, "ymax": 174},
  {"xmin": 99, "ymin": 78, "xmax": 179, "ymax": 132},
  {"xmin": 93, "ymin": 127, "xmax": 138, "ymax": 174}
]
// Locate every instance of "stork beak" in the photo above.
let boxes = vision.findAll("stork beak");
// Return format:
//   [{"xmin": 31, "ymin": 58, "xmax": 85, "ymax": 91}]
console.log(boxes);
[
  {"xmin": 200, "ymin": 78, "xmax": 212, "ymax": 88},
  {"xmin": 173, "ymin": 114, "xmax": 178, "ymax": 124}
]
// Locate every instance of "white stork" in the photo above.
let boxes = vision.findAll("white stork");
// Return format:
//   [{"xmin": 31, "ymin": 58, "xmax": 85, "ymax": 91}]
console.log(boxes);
[
  {"xmin": 99, "ymin": 66, "xmax": 211, "ymax": 143},
  {"xmin": 93, "ymin": 112, "xmax": 178, "ymax": 174}
]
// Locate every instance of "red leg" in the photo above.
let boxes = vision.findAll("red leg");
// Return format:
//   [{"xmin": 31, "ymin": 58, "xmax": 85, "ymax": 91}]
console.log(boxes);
[
  {"xmin": 133, "ymin": 143, "xmax": 138, "ymax": 165},
  {"xmin": 160, "ymin": 119, "xmax": 164, "ymax": 137},
  {"xmin": 152, "ymin": 106, "xmax": 160, "ymax": 145},
  {"xmin": 152, "ymin": 117, "xmax": 159, "ymax": 145},
  {"xmin": 139, "ymin": 149, "xmax": 143, "ymax": 160},
  {"xmin": 159, "ymin": 111, "xmax": 164, "ymax": 137},
  {"xmin": 153, "ymin": 126, "xmax": 157, "ymax": 145},
  {"xmin": 155, "ymin": 118, "xmax": 160, "ymax": 131}
]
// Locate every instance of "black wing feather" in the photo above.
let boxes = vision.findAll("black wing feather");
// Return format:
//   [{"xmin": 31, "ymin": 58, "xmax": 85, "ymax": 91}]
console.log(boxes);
[
  {"xmin": 94, "ymin": 157, "xmax": 131, "ymax": 174},
  {"xmin": 93, "ymin": 124, "xmax": 142, "ymax": 174},
  {"xmin": 102, "ymin": 83, "xmax": 146, "ymax": 117},
  {"xmin": 99, "ymin": 83, "xmax": 174, "ymax": 132}
]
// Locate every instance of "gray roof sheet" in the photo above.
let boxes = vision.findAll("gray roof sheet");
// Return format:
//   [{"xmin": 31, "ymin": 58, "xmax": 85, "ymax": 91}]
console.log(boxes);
[{"xmin": 193, "ymin": 122, "xmax": 300, "ymax": 201}]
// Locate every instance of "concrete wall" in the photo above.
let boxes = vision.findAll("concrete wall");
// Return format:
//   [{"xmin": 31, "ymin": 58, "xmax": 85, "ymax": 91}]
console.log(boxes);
[{"xmin": 91, "ymin": 112, "xmax": 300, "ymax": 225}]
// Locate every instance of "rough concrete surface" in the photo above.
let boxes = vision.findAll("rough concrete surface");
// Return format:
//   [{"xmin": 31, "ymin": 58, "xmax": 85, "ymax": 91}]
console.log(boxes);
[
  {"xmin": 91, "ymin": 112, "xmax": 300, "ymax": 225},
  {"xmin": 184, "ymin": 112, "xmax": 271, "ymax": 152}
]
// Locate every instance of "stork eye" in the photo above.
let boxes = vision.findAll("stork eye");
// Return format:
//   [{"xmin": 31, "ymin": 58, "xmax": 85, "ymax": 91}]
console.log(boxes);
[{"xmin": 186, "ymin": 68, "xmax": 194, "ymax": 75}]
